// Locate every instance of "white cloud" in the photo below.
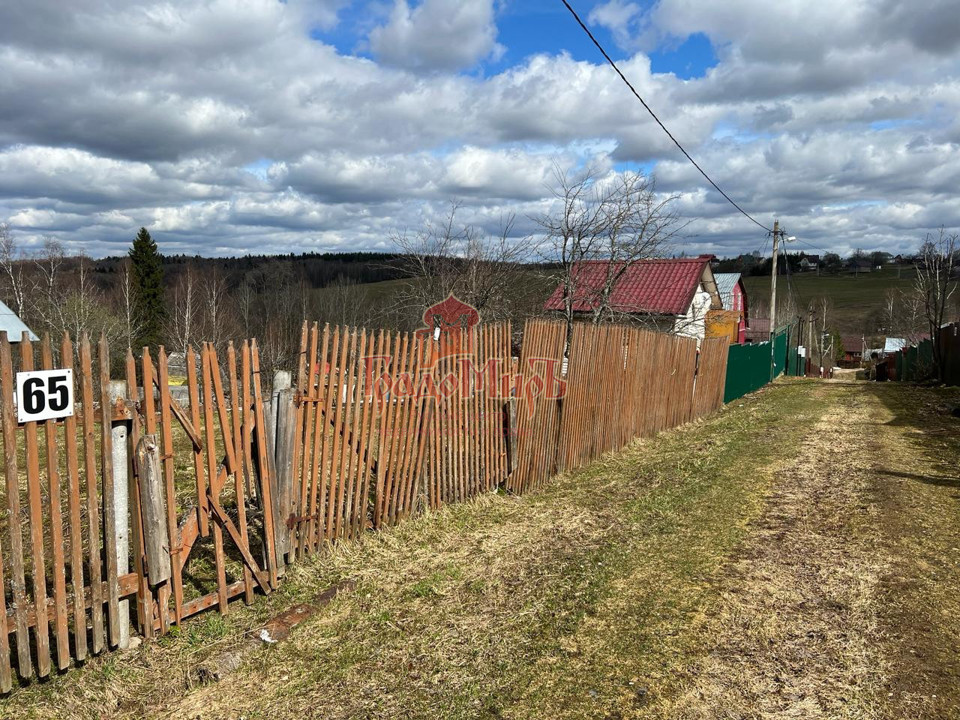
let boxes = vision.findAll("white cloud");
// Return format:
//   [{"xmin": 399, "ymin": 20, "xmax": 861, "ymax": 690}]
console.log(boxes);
[
  {"xmin": 0, "ymin": 0, "xmax": 958, "ymax": 259},
  {"xmin": 368, "ymin": 0, "xmax": 504, "ymax": 71}
]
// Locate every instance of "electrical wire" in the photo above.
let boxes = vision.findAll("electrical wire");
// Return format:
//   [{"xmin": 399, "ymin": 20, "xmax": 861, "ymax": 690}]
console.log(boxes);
[{"xmin": 560, "ymin": 0, "xmax": 773, "ymax": 234}]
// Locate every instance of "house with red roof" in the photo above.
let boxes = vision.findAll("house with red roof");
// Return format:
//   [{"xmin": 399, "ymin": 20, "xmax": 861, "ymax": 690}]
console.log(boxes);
[{"xmin": 543, "ymin": 255, "xmax": 723, "ymax": 343}]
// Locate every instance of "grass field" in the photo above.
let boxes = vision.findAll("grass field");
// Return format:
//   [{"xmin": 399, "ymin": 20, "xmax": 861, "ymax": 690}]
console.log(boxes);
[{"xmin": 741, "ymin": 266, "xmax": 922, "ymax": 336}]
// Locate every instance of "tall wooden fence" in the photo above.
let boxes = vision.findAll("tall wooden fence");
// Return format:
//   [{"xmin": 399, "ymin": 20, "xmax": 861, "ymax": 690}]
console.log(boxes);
[
  {"xmin": 512, "ymin": 321, "xmax": 725, "ymax": 492},
  {"xmin": 0, "ymin": 319, "xmax": 728, "ymax": 690}
]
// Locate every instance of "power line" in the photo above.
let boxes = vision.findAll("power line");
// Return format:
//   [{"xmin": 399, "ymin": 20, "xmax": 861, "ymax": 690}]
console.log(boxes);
[{"xmin": 560, "ymin": 0, "xmax": 773, "ymax": 234}]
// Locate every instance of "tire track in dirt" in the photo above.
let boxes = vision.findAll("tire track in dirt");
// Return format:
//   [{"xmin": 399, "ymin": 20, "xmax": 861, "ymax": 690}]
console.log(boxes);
[{"xmin": 663, "ymin": 385, "xmax": 889, "ymax": 719}]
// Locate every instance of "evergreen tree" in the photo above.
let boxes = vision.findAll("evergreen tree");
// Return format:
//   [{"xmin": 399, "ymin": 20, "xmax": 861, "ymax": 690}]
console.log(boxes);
[{"xmin": 128, "ymin": 227, "xmax": 166, "ymax": 349}]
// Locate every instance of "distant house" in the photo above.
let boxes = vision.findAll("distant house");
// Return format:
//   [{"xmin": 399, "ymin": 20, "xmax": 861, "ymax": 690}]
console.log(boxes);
[
  {"xmin": 842, "ymin": 335, "xmax": 864, "ymax": 364},
  {"xmin": 0, "ymin": 300, "xmax": 37, "ymax": 342},
  {"xmin": 543, "ymin": 255, "xmax": 723, "ymax": 343},
  {"xmin": 744, "ymin": 316, "xmax": 770, "ymax": 344},
  {"xmin": 713, "ymin": 272, "xmax": 749, "ymax": 344},
  {"xmin": 799, "ymin": 254, "xmax": 820, "ymax": 271},
  {"xmin": 846, "ymin": 258, "xmax": 872, "ymax": 274}
]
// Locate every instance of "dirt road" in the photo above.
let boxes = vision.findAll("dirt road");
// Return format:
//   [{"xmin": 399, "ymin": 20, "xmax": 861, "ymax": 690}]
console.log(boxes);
[{"xmin": 2, "ymin": 380, "xmax": 958, "ymax": 719}]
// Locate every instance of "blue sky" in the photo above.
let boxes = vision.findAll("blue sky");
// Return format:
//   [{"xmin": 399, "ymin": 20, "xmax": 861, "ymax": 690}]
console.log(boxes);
[{"xmin": 1, "ymin": 0, "xmax": 959, "ymax": 260}]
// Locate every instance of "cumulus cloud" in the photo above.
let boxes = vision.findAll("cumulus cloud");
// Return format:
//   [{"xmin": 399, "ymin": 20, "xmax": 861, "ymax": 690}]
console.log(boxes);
[
  {"xmin": 0, "ymin": 0, "xmax": 958, "ymax": 259},
  {"xmin": 368, "ymin": 0, "xmax": 504, "ymax": 72}
]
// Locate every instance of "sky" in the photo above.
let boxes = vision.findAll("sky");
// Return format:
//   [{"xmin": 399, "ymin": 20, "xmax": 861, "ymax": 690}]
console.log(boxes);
[{"xmin": 1, "ymin": 0, "xmax": 960, "ymax": 260}]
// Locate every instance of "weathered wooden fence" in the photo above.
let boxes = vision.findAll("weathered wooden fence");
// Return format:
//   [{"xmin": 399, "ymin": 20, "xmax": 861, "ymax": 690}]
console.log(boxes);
[
  {"xmin": 512, "ymin": 320, "xmax": 725, "ymax": 492},
  {"xmin": 0, "ymin": 318, "xmax": 729, "ymax": 689}
]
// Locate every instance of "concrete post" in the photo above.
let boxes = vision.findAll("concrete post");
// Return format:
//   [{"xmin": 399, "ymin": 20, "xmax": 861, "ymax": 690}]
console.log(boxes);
[{"xmin": 108, "ymin": 380, "xmax": 131, "ymax": 649}]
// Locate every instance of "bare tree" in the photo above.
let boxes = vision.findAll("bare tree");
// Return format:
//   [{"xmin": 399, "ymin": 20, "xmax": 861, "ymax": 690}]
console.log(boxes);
[
  {"xmin": 392, "ymin": 202, "xmax": 538, "ymax": 329},
  {"xmin": 117, "ymin": 258, "xmax": 143, "ymax": 349},
  {"xmin": 33, "ymin": 236, "xmax": 65, "ymax": 333},
  {"xmin": 534, "ymin": 166, "xmax": 683, "ymax": 339},
  {"xmin": 913, "ymin": 228, "xmax": 958, "ymax": 381},
  {"xmin": 199, "ymin": 266, "xmax": 232, "ymax": 352},
  {"xmin": 0, "ymin": 223, "xmax": 28, "ymax": 319},
  {"xmin": 168, "ymin": 263, "xmax": 198, "ymax": 357}
]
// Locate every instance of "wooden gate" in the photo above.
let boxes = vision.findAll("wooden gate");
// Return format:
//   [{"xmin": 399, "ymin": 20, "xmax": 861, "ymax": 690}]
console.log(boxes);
[{"xmin": 128, "ymin": 340, "xmax": 280, "ymax": 636}]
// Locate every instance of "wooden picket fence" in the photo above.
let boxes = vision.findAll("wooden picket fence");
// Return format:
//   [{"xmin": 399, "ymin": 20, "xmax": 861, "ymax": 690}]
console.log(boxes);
[
  {"xmin": 511, "ymin": 320, "xmax": 723, "ymax": 493},
  {"xmin": 0, "ymin": 318, "xmax": 729, "ymax": 690},
  {"xmin": 0, "ymin": 332, "xmax": 280, "ymax": 691}
]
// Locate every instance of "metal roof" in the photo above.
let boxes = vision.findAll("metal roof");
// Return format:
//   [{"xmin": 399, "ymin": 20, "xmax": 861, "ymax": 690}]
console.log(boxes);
[
  {"xmin": 0, "ymin": 299, "xmax": 37, "ymax": 342},
  {"xmin": 713, "ymin": 272, "xmax": 741, "ymax": 310},
  {"xmin": 883, "ymin": 337, "xmax": 906, "ymax": 353},
  {"xmin": 543, "ymin": 256, "xmax": 717, "ymax": 316}
]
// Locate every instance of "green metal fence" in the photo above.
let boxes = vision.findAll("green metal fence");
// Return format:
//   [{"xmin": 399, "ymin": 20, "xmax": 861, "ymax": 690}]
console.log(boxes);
[{"xmin": 723, "ymin": 327, "xmax": 790, "ymax": 403}]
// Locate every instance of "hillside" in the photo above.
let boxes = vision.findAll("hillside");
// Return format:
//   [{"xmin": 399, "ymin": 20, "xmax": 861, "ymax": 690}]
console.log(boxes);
[{"xmin": 740, "ymin": 266, "xmax": 926, "ymax": 337}]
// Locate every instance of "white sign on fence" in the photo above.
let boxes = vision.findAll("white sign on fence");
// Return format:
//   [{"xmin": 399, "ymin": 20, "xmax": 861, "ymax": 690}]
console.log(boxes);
[{"xmin": 16, "ymin": 368, "xmax": 74, "ymax": 423}]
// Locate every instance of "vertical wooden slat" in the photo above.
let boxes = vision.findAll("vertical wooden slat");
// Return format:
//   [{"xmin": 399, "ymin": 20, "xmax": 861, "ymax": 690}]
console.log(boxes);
[
  {"xmin": 157, "ymin": 347, "xmax": 186, "ymax": 622},
  {"xmin": 291, "ymin": 323, "xmax": 310, "ymax": 560},
  {"xmin": 250, "ymin": 340, "xmax": 279, "ymax": 588},
  {"xmin": 201, "ymin": 345, "xmax": 228, "ymax": 615},
  {"xmin": 185, "ymin": 346, "xmax": 209, "ymax": 538},
  {"xmin": 372, "ymin": 331, "xmax": 391, "ymax": 528},
  {"xmin": 226, "ymin": 342, "xmax": 254, "ymax": 605},
  {"xmin": 125, "ymin": 350, "xmax": 152, "ymax": 639},
  {"xmin": 307, "ymin": 325, "xmax": 329, "ymax": 551},
  {"xmin": 98, "ymin": 334, "xmax": 120, "ymax": 648},
  {"xmin": 334, "ymin": 330, "xmax": 357, "ymax": 539},
  {"xmin": 326, "ymin": 328, "xmax": 348, "ymax": 538},
  {"xmin": 61, "ymin": 333, "xmax": 87, "ymax": 663},
  {"xmin": 20, "ymin": 335, "xmax": 51, "ymax": 674},
  {"xmin": 350, "ymin": 330, "xmax": 371, "ymax": 538},
  {"xmin": 79, "ymin": 335, "xmax": 105, "ymax": 653},
  {"xmin": 137, "ymin": 349, "xmax": 164, "ymax": 637},
  {"xmin": 40, "ymin": 335, "xmax": 70, "ymax": 668},
  {"xmin": 0, "ymin": 334, "xmax": 23, "ymax": 684},
  {"xmin": 317, "ymin": 326, "xmax": 339, "ymax": 544}
]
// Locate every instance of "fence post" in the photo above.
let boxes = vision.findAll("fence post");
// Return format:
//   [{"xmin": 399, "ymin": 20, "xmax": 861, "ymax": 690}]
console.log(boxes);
[
  {"xmin": 269, "ymin": 371, "xmax": 295, "ymax": 569},
  {"xmin": 107, "ymin": 380, "xmax": 132, "ymax": 649}
]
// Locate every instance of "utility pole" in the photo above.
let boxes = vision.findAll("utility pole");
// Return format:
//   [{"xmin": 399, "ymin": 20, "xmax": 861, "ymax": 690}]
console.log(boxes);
[
  {"xmin": 769, "ymin": 220, "xmax": 780, "ymax": 381},
  {"xmin": 770, "ymin": 220, "xmax": 780, "ymax": 342},
  {"xmin": 807, "ymin": 307, "xmax": 814, "ymax": 377}
]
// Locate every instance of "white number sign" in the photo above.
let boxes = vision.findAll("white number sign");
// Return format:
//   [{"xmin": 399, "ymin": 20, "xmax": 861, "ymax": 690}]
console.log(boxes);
[{"xmin": 16, "ymin": 369, "xmax": 74, "ymax": 423}]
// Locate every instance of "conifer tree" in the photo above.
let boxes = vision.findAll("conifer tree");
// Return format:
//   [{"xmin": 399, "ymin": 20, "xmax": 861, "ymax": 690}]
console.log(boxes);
[{"xmin": 128, "ymin": 227, "xmax": 166, "ymax": 349}]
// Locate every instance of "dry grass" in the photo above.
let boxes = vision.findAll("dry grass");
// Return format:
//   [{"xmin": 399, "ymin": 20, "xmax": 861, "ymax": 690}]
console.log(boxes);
[
  {"xmin": 1, "ymin": 379, "xmax": 958, "ymax": 719},
  {"xmin": 0, "ymin": 379, "xmax": 824, "ymax": 719}
]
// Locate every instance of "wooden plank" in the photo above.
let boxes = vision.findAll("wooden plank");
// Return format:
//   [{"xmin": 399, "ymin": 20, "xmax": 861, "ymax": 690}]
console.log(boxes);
[
  {"xmin": 325, "ymin": 328, "xmax": 347, "ymax": 540},
  {"xmin": 319, "ymin": 326, "xmax": 340, "ymax": 540},
  {"xmin": 40, "ymin": 335, "xmax": 70, "ymax": 669},
  {"xmin": 353, "ymin": 329, "xmax": 382, "ymax": 537},
  {"xmin": 202, "ymin": 344, "xmax": 228, "ymax": 615},
  {"xmin": 250, "ymin": 340, "xmax": 279, "ymax": 588},
  {"xmin": 185, "ymin": 345, "xmax": 209, "ymax": 536},
  {"xmin": 78, "ymin": 335, "xmax": 105, "ymax": 653},
  {"xmin": 135, "ymin": 435, "xmax": 172, "ymax": 585},
  {"xmin": 60, "ymin": 333, "xmax": 88, "ymax": 663},
  {"xmin": 342, "ymin": 330, "xmax": 365, "ymax": 538},
  {"xmin": 295, "ymin": 323, "xmax": 316, "ymax": 558},
  {"xmin": 157, "ymin": 347, "xmax": 185, "ymax": 623},
  {"xmin": 206, "ymin": 493, "xmax": 271, "ymax": 594},
  {"xmin": 0, "ymin": 334, "xmax": 20, "ymax": 687},
  {"xmin": 226, "ymin": 342, "xmax": 254, "ymax": 605},
  {"xmin": 5, "ymin": 572, "xmax": 140, "ymax": 631},
  {"xmin": 98, "ymin": 334, "xmax": 120, "ymax": 648},
  {"xmin": 128, "ymin": 349, "xmax": 156, "ymax": 639},
  {"xmin": 20, "ymin": 335, "xmax": 51, "ymax": 675},
  {"xmin": 333, "ymin": 329, "xmax": 357, "ymax": 539},
  {"xmin": 306, "ymin": 324, "xmax": 329, "ymax": 552}
]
